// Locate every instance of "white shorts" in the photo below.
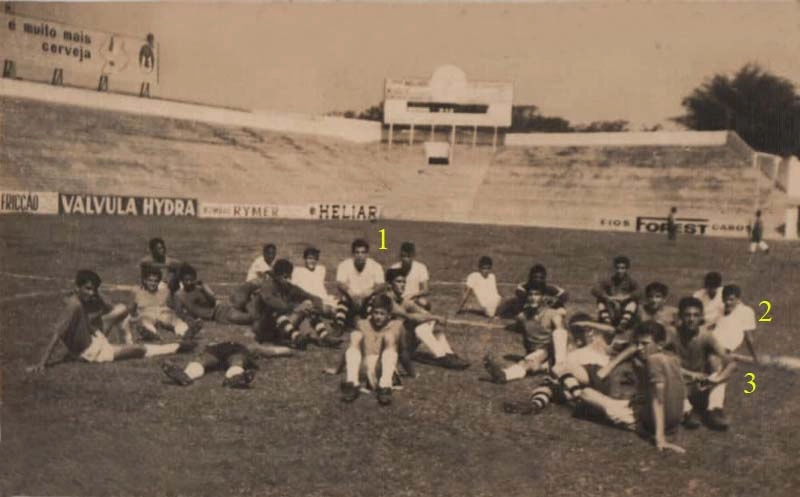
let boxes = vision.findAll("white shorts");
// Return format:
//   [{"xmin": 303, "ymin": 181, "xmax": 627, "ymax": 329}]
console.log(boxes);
[{"xmin": 80, "ymin": 332, "xmax": 115, "ymax": 363}]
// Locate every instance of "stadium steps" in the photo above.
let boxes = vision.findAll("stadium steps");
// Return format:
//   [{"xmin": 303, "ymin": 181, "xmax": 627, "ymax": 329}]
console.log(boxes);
[{"xmin": 467, "ymin": 145, "xmax": 787, "ymax": 233}]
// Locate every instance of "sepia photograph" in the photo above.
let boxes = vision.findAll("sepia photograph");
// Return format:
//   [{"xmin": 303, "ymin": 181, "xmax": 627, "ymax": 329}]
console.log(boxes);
[{"xmin": 1, "ymin": 0, "xmax": 799, "ymax": 496}]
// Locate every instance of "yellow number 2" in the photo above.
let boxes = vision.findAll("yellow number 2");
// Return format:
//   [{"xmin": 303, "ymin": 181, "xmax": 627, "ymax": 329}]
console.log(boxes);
[
  {"xmin": 744, "ymin": 372, "xmax": 757, "ymax": 394},
  {"xmin": 758, "ymin": 300, "xmax": 772, "ymax": 322},
  {"xmin": 378, "ymin": 228, "xmax": 387, "ymax": 250}
]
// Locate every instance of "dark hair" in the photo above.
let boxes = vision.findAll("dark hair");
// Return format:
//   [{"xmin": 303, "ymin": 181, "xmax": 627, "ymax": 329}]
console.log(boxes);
[
  {"xmin": 678, "ymin": 296, "xmax": 704, "ymax": 315},
  {"xmin": 385, "ymin": 267, "xmax": 405, "ymax": 282},
  {"xmin": 371, "ymin": 294, "xmax": 393, "ymax": 312},
  {"xmin": 303, "ymin": 246, "xmax": 320, "ymax": 259},
  {"xmin": 273, "ymin": 259, "xmax": 293, "ymax": 277},
  {"xmin": 704, "ymin": 272, "xmax": 722, "ymax": 288},
  {"xmin": 478, "ymin": 256, "xmax": 493, "ymax": 268},
  {"xmin": 645, "ymin": 281, "xmax": 669, "ymax": 297},
  {"xmin": 529, "ymin": 264, "xmax": 547, "ymax": 280},
  {"xmin": 400, "ymin": 242, "xmax": 415, "ymax": 255},
  {"xmin": 75, "ymin": 269, "xmax": 101, "ymax": 288},
  {"xmin": 670, "ymin": 206, "xmax": 677, "ymax": 213},
  {"xmin": 263, "ymin": 243, "xmax": 277, "ymax": 254},
  {"xmin": 755, "ymin": 210, "xmax": 762, "ymax": 217},
  {"xmin": 351, "ymin": 238, "xmax": 369, "ymax": 252},
  {"xmin": 567, "ymin": 312, "xmax": 594, "ymax": 346},
  {"xmin": 148, "ymin": 237, "xmax": 165, "ymax": 252},
  {"xmin": 141, "ymin": 264, "xmax": 162, "ymax": 281},
  {"xmin": 634, "ymin": 320, "xmax": 668, "ymax": 343},
  {"xmin": 179, "ymin": 263, "xmax": 197, "ymax": 279},
  {"xmin": 722, "ymin": 284, "xmax": 741, "ymax": 299},
  {"xmin": 613, "ymin": 255, "xmax": 631, "ymax": 268},
  {"xmin": 526, "ymin": 281, "xmax": 547, "ymax": 294}
]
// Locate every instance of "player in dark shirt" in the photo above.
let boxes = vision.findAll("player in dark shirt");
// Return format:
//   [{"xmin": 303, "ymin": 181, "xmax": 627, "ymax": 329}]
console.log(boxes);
[
  {"xmin": 174, "ymin": 264, "xmax": 253, "ymax": 325},
  {"xmin": 497, "ymin": 264, "xmax": 568, "ymax": 319},
  {"xmin": 252, "ymin": 259, "xmax": 341, "ymax": 349},
  {"xmin": 591, "ymin": 255, "xmax": 641, "ymax": 339}
]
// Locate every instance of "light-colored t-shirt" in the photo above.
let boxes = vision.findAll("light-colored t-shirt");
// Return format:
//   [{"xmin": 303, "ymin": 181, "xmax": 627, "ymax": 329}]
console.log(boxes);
[
  {"xmin": 292, "ymin": 265, "xmax": 333, "ymax": 303},
  {"xmin": 390, "ymin": 261, "xmax": 430, "ymax": 299},
  {"xmin": 692, "ymin": 288, "xmax": 725, "ymax": 326},
  {"xmin": 336, "ymin": 258, "xmax": 385, "ymax": 298},
  {"xmin": 246, "ymin": 256, "xmax": 271, "ymax": 282},
  {"xmin": 134, "ymin": 281, "xmax": 171, "ymax": 319},
  {"xmin": 712, "ymin": 303, "xmax": 756, "ymax": 351},
  {"xmin": 466, "ymin": 272, "xmax": 501, "ymax": 310}
]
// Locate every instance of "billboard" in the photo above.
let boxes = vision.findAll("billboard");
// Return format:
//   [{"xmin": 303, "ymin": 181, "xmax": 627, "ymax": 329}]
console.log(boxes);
[
  {"xmin": 0, "ymin": 191, "xmax": 58, "ymax": 215},
  {"xmin": 1, "ymin": 12, "xmax": 158, "ymax": 94},
  {"xmin": 384, "ymin": 65, "xmax": 512, "ymax": 127},
  {"xmin": 59, "ymin": 194, "xmax": 196, "ymax": 217},
  {"xmin": 595, "ymin": 215, "xmax": 751, "ymax": 238}
]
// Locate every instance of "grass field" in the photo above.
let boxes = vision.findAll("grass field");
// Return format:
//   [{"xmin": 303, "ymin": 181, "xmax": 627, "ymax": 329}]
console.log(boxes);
[{"xmin": 1, "ymin": 215, "xmax": 799, "ymax": 497}]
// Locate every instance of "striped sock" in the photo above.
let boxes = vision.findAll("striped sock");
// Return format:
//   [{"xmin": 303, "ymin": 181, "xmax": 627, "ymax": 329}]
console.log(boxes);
[
  {"xmin": 276, "ymin": 315, "xmax": 296, "ymax": 338},
  {"xmin": 529, "ymin": 385, "xmax": 553, "ymax": 410},
  {"xmin": 558, "ymin": 373, "xmax": 583, "ymax": 401}
]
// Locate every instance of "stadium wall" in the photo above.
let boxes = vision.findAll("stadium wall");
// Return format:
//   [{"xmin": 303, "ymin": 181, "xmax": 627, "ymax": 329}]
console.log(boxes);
[
  {"xmin": 0, "ymin": 78, "xmax": 381, "ymax": 143},
  {"xmin": 504, "ymin": 131, "xmax": 730, "ymax": 147}
]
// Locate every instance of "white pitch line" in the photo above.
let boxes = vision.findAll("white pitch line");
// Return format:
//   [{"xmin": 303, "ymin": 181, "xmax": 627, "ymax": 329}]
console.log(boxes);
[{"xmin": 0, "ymin": 290, "xmax": 67, "ymax": 304}]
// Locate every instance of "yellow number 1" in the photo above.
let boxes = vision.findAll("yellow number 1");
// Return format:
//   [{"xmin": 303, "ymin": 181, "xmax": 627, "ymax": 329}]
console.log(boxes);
[
  {"xmin": 378, "ymin": 228, "xmax": 387, "ymax": 250},
  {"xmin": 744, "ymin": 372, "xmax": 757, "ymax": 394}
]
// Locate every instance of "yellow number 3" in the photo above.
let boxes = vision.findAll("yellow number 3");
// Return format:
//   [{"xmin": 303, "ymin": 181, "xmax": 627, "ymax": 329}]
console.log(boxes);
[{"xmin": 744, "ymin": 372, "xmax": 757, "ymax": 394}]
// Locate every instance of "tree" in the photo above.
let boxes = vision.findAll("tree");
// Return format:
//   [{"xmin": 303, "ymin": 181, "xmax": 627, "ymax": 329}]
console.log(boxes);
[
  {"xmin": 510, "ymin": 105, "xmax": 573, "ymax": 133},
  {"xmin": 575, "ymin": 120, "xmax": 630, "ymax": 132},
  {"xmin": 676, "ymin": 64, "xmax": 800, "ymax": 156},
  {"xmin": 357, "ymin": 104, "xmax": 383, "ymax": 122}
]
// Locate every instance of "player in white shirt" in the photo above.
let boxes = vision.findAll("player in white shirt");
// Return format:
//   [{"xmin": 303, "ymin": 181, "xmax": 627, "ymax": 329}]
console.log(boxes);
[
  {"xmin": 334, "ymin": 239, "xmax": 386, "ymax": 330},
  {"xmin": 245, "ymin": 243, "xmax": 276, "ymax": 282},
  {"xmin": 456, "ymin": 256, "xmax": 502, "ymax": 317},
  {"xmin": 292, "ymin": 247, "xmax": 337, "ymax": 308},
  {"xmin": 692, "ymin": 272, "xmax": 724, "ymax": 327},
  {"xmin": 706, "ymin": 284, "xmax": 759, "ymax": 420},
  {"xmin": 389, "ymin": 242, "xmax": 431, "ymax": 310}
]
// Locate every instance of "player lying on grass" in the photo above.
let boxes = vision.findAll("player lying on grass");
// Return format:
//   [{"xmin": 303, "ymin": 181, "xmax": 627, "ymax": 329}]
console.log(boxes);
[
  {"xmin": 27, "ymin": 270, "xmax": 197, "ymax": 374},
  {"xmin": 340, "ymin": 294, "xmax": 415, "ymax": 405},
  {"xmin": 497, "ymin": 263, "xmax": 568, "ymax": 319},
  {"xmin": 162, "ymin": 341, "xmax": 294, "ymax": 389},
  {"xmin": 605, "ymin": 297, "xmax": 737, "ymax": 431},
  {"xmin": 246, "ymin": 242, "xmax": 277, "ymax": 282},
  {"xmin": 124, "ymin": 264, "xmax": 203, "ymax": 342},
  {"xmin": 140, "ymin": 237, "xmax": 182, "ymax": 293},
  {"xmin": 389, "ymin": 241, "xmax": 431, "ymax": 310},
  {"xmin": 483, "ymin": 282, "xmax": 568, "ymax": 384},
  {"xmin": 503, "ymin": 313, "xmax": 615, "ymax": 415},
  {"xmin": 692, "ymin": 271, "xmax": 724, "ymax": 327},
  {"xmin": 567, "ymin": 321, "xmax": 689, "ymax": 453},
  {"xmin": 252, "ymin": 259, "xmax": 341, "ymax": 350},
  {"xmin": 456, "ymin": 256, "xmax": 502, "ymax": 318},
  {"xmin": 174, "ymin": 264, "xmax": 254, "ymax": 325},
  {"xmin": 384, "ymin": 268, "xmax": 469, "ymax": 370},
  {"xmin": 334, "ymin": 238, "xmax": 386, "ymax": 332},
  {"xmin": 591, "ymin": 255, "xmax": 641, "ymax": 347}
]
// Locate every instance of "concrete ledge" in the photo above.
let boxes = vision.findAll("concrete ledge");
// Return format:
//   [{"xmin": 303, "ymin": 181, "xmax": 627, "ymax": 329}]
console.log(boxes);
[
  {"xmin": 0, "ymin": 78, "xmax": 382, "ymax": 143},
  {"xmin": 505, "ymin": 131, "xmax": 730, "ymax": 147}
]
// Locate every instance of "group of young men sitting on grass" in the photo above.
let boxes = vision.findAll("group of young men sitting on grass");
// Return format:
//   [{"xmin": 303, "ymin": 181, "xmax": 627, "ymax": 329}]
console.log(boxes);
[{"xmin": 27, "ymin": 237, "xmax": 761, "ymax": 452}]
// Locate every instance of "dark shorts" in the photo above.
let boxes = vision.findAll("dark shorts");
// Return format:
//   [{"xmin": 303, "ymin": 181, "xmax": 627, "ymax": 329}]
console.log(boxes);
[
  {"xmin": 584, "ymin": 364, "xmax": 613, "ymax": 395},
  {"xmin": 201, "ymin": 342, "xmax": 258, "ymax": 370}
]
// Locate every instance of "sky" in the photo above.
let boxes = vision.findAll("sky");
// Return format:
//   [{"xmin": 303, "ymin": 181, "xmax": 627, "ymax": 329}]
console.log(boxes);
[{"xmin": 11, "ymin": 1, "xmax": 800, "ymax": 129}]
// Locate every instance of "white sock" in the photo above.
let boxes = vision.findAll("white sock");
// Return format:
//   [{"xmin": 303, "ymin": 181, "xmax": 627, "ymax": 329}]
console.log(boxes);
[
  {"xmin": 684, "ymin": 397, "xmax": 693, "ymax": 415},
  {"xmin": 504, "ymin": 363, "xmax": 527, "ymax": 381},
  {"xmin": 143, "ymin": 343, "xmax": 180, "ymax": 357},
  {"xmin": 708, "ymin": 382, "xmax": 727, "ymax": 410},
  {"xmin": 225, "ymin": 366, "xmax": 245, "ymax": 378},
  {"xmin": 379, "ymin": 349, "xmax": 399, "ymax": 389},
  {"xmin": 436, "ymin": 333, "xmax": 454, "ymax": 355},
  {"xmin": 185, "ymin": 362, "xmax": 205, "ymax": 380},
  {"xmin": 365, "ymin": 354, "xmax": 379, "ymax": 389},
  {"xmin": 174, "ymin": 320, "xmax": 188, "ymax": 337},
  {"xmin": 415, "ymin": 321, "xmax": 446, "ymax": 358},
  {"xmin": 345, "ymin": 347, "xmax": 362, "ymax": 385}
]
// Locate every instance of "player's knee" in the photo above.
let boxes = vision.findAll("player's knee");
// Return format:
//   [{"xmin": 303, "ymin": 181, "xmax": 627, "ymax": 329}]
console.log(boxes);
[{"xmin": 416, "ymin": 297, "xmax": 431, "ymax": 311}]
